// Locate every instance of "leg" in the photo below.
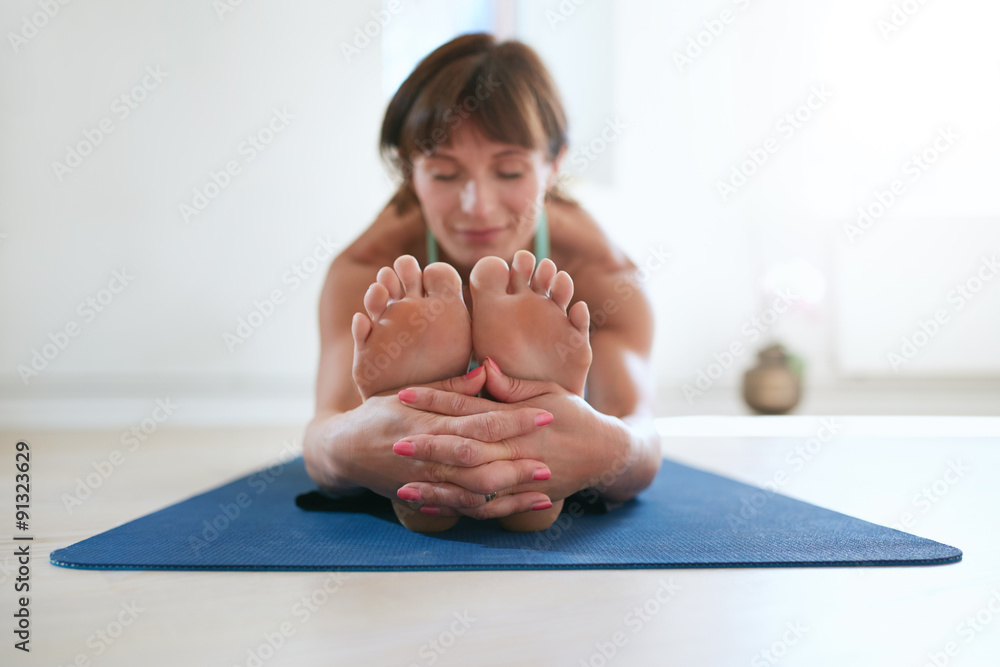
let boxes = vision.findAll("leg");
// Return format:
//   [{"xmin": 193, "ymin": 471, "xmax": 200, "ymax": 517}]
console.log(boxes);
[
  {"xmin": 351, "ymin": 255, "xmax": 471, "ymax": 532},
  {"xmin": 470, "ymin": 250, "xmax": 592, "ymax": 531}
]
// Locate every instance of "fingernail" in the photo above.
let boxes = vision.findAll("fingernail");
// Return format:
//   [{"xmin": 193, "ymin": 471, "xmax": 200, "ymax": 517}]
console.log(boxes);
[
  {"xmin": 398, "ymin": 388, "xmax": 417, "ymax": 403},
  {"xmin": 535, "ymin": 412, "xmax": 554, "ymax": 427},
  {"xmin": 532, "ymin": 501, "xmax": 553, "ymax": 511},
  {"xmin": 393, "ymin": 440, "xmax": 415, "ymax": 456},
  {"xmin": 485, "ymin": 357, "xmax": 501, "ymax": 374},
  {"xmin": 397, "ymin": 487, "xmax": 421, "ymax": 502},
  {"xmin": 465, "ymin": 364, "xmax": 484, "ymax": 379},
  {"xmin": 533, "ymin": 467, "xmax": 551, "ymax": 481},
  {"xmin": 419, "ymin": 506, "xmax": 441, "ymax": 515}
]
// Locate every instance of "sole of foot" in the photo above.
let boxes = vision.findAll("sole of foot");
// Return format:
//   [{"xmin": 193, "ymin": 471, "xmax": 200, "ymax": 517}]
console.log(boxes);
[
  {"xmin": 351, "ymin": 255, "xmax": 472, "ymax": 400},
  {"xmin": 469, "ymin": 250, "xmax": 591, "ymax": 397}
]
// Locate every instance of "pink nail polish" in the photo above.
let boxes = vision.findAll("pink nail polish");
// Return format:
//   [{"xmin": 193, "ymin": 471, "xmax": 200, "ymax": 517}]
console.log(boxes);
[
  {"xmin": 533, "ymin": 468, "xmax": 551, "ymax": 481},
  {"xmin": 397, "ymin": 487, "xmax": 421, "ymax": 502},
  {"xmin": 398, "ymin": 388, "xmax": 417, "ymax": 403},
  {"xmin": 420, "ymin": 506, "xmax": 441, "ymax": 515},
  {"xmin": 532, "ymin": 501, "xmax": 553, "ymax": 511},
  {"xmin": 535, "ymin": 412, "xmax": 554, "ymax": 427},
  {"xmin": 393, "ymin": 440, "xmax": 415, "ymax": 456},
  {"xmin": 485, "ymin": 357, "xmax": 501, "ymax": 374},
  {"xmin": 465, "ymin": 364, "xmax": 484, "ymax": 379}
]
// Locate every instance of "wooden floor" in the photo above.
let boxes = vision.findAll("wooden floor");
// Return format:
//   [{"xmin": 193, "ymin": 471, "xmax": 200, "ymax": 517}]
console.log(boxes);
[{"xmin": 2, "ymin": 417, "xmax": 998, "ymax": 666}]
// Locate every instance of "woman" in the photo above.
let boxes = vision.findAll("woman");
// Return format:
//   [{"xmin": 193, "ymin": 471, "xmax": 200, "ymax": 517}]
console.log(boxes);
[{"xmin": 304, "ymin": 32, "xmax": 661, "ymax": 533}]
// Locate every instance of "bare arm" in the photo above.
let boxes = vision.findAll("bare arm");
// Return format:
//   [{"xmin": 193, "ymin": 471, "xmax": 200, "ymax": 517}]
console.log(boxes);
[
  {"xmin": 579, "ymin": 269, "xmax": 662, "ymax": 503},
  {"xmin": 303, "ymin": 251, "xmax": 555, "ymax": 514},
  {"xmin": 303, "ymin": 253, "xmax": 372, "ymax": 494}
]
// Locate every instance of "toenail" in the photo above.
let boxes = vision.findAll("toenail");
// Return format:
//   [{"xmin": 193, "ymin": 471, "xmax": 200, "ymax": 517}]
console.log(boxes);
[{"xmin": 398, "ymin": 389, "xmax": 418, "ymax": 403}]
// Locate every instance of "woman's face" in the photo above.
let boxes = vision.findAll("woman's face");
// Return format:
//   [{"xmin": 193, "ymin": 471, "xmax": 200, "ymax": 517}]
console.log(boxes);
[{"xmin": 411, "ymin": 124, "xmax": 560, "ymax": 269}]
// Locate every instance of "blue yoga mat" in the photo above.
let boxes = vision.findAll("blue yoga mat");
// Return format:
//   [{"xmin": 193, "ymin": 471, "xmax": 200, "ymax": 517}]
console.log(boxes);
[{"xmin": 49, "ymin": 456, "xmax": 961, "ymax": 571}]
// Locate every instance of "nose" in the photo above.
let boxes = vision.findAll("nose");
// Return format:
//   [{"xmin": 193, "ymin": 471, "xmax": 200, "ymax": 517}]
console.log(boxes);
[
  {"xmin": 459, "ymin": 180, "xmax": 476, "ymax": 213},
  {"xmin": 459, "ymin": 179, "xmax": 497, "ymax": 219}
]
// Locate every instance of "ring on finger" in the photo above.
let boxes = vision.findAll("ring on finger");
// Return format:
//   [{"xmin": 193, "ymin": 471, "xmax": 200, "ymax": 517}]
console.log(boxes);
[{"xmin": 484, "ymin": 491, "xmax": 498, "ymax": 503}]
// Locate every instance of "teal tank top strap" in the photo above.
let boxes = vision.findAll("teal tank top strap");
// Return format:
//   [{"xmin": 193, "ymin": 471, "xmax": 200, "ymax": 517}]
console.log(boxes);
[
  {"xmin": 533, "ymin": 204, "xmax": 550, "ymax": 260},
  {"xmin": 426, "ymin": 225, "xmax": 439, "ymax": 264}
]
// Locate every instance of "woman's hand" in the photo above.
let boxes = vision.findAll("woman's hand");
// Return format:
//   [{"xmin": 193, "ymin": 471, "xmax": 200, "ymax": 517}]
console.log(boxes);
[
  {"xmin": 305, "ymin": 367, "xmax": 558, "ymax": 516},
  {"xmin": 393, "ymin": 361, "xmax": 635, "ymax": 518}
]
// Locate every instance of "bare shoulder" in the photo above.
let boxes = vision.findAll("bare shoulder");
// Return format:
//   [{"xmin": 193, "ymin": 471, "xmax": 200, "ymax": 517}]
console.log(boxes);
[
  {"xmin": 336, "ymin": 202, "xmax": 425, "ymax": 270},
  {"xmin": 548, "ymin": 198, "xmax": 642, "ymax": 297},
  {"xmin": 548, "ymin": 199, "xmax": 655, "ymax": 346},
  {"xmin": 320, "ymin": 202, "xmax": 425, "ymax": 328},
  {"xmin": 548, "ymin": 199, "xmax": 632, "ymax": 277}
]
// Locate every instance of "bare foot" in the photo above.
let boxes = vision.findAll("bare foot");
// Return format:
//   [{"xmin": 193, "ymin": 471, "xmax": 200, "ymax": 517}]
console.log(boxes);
[
  {"xmin": 470, "ymin": 250, "xmax": 592, "ymax": 532},
  {"xmin": 470, "ymin": 250, "xmax": 592, "ymax": 395},
  {"xmin": 390, "ymin": 499, "xmax": 456, "ymax": 534},
  {"xmin": 351, "ymin": 255, "xmax": 471, "ymax": 532},
  {"xmin": 352, "ymin": 255, "xmax": 471, "ymax": 399}
]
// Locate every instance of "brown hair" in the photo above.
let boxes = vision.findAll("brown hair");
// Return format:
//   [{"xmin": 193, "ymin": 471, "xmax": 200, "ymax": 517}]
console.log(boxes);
[{"xmin": 379, "ymin": 32, "xmax": 575, "ymax": 214}]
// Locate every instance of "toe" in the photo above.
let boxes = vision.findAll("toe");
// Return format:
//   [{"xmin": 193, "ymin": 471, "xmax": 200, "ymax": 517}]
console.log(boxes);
[
  {"xmin": 377, "ymin": 266, "xmax": 404, "ymax": 301},
  {"xmin": 351, "ymin": 311, "xmax": 372, "ymax": 345},
  {"xmin": 423, "ymin": 262, "xmax": 464, "ymax": 302},
  {"xmin": 568, "ymin": 300, "xmax": 590, "ymax": 334},
  {"xmin": 394, "ymin": 255, "xmax": 423, "ymax": 296},
  {"xmin": 510, "ymin": 250, "xmax": 536, "ymax": 291},
  {"xmin": 470, "ymin": 256, "xmax": 511, "ymax": 297},
  {"xmin": 530, "ymin": 258, "xmax": 557, "ymax": 295},
  {"xmin": 550, "ymin": 270, "xmax": 574, "ymax": 311},
  {"xmin": 363, "ymin": 282, "xmax": 390, "ymax": 321}
]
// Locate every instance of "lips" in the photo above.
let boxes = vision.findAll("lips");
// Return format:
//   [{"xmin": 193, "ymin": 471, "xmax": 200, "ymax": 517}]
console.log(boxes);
[{"xmin": 458, "ymin": 228, "xmax": 505, "ymax": 243}]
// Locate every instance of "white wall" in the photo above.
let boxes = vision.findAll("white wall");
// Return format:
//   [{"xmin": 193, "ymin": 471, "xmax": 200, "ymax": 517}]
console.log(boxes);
[
  {"xmin": 1, "ymin": 0, "xmax": 393, "ymax": 399},
  {"xmin": 1, "ymin": 0, "xmax": 998, "ymax": 425},
  {"xmin": 606, "ymin": 0, "xmax": 1000, "ymax": 406}
]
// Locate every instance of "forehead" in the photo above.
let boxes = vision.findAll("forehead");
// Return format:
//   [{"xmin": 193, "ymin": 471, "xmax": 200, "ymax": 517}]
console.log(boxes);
[{"xmin": 430, "ymin": 124, "xmax": 534, "ymax": 160}]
